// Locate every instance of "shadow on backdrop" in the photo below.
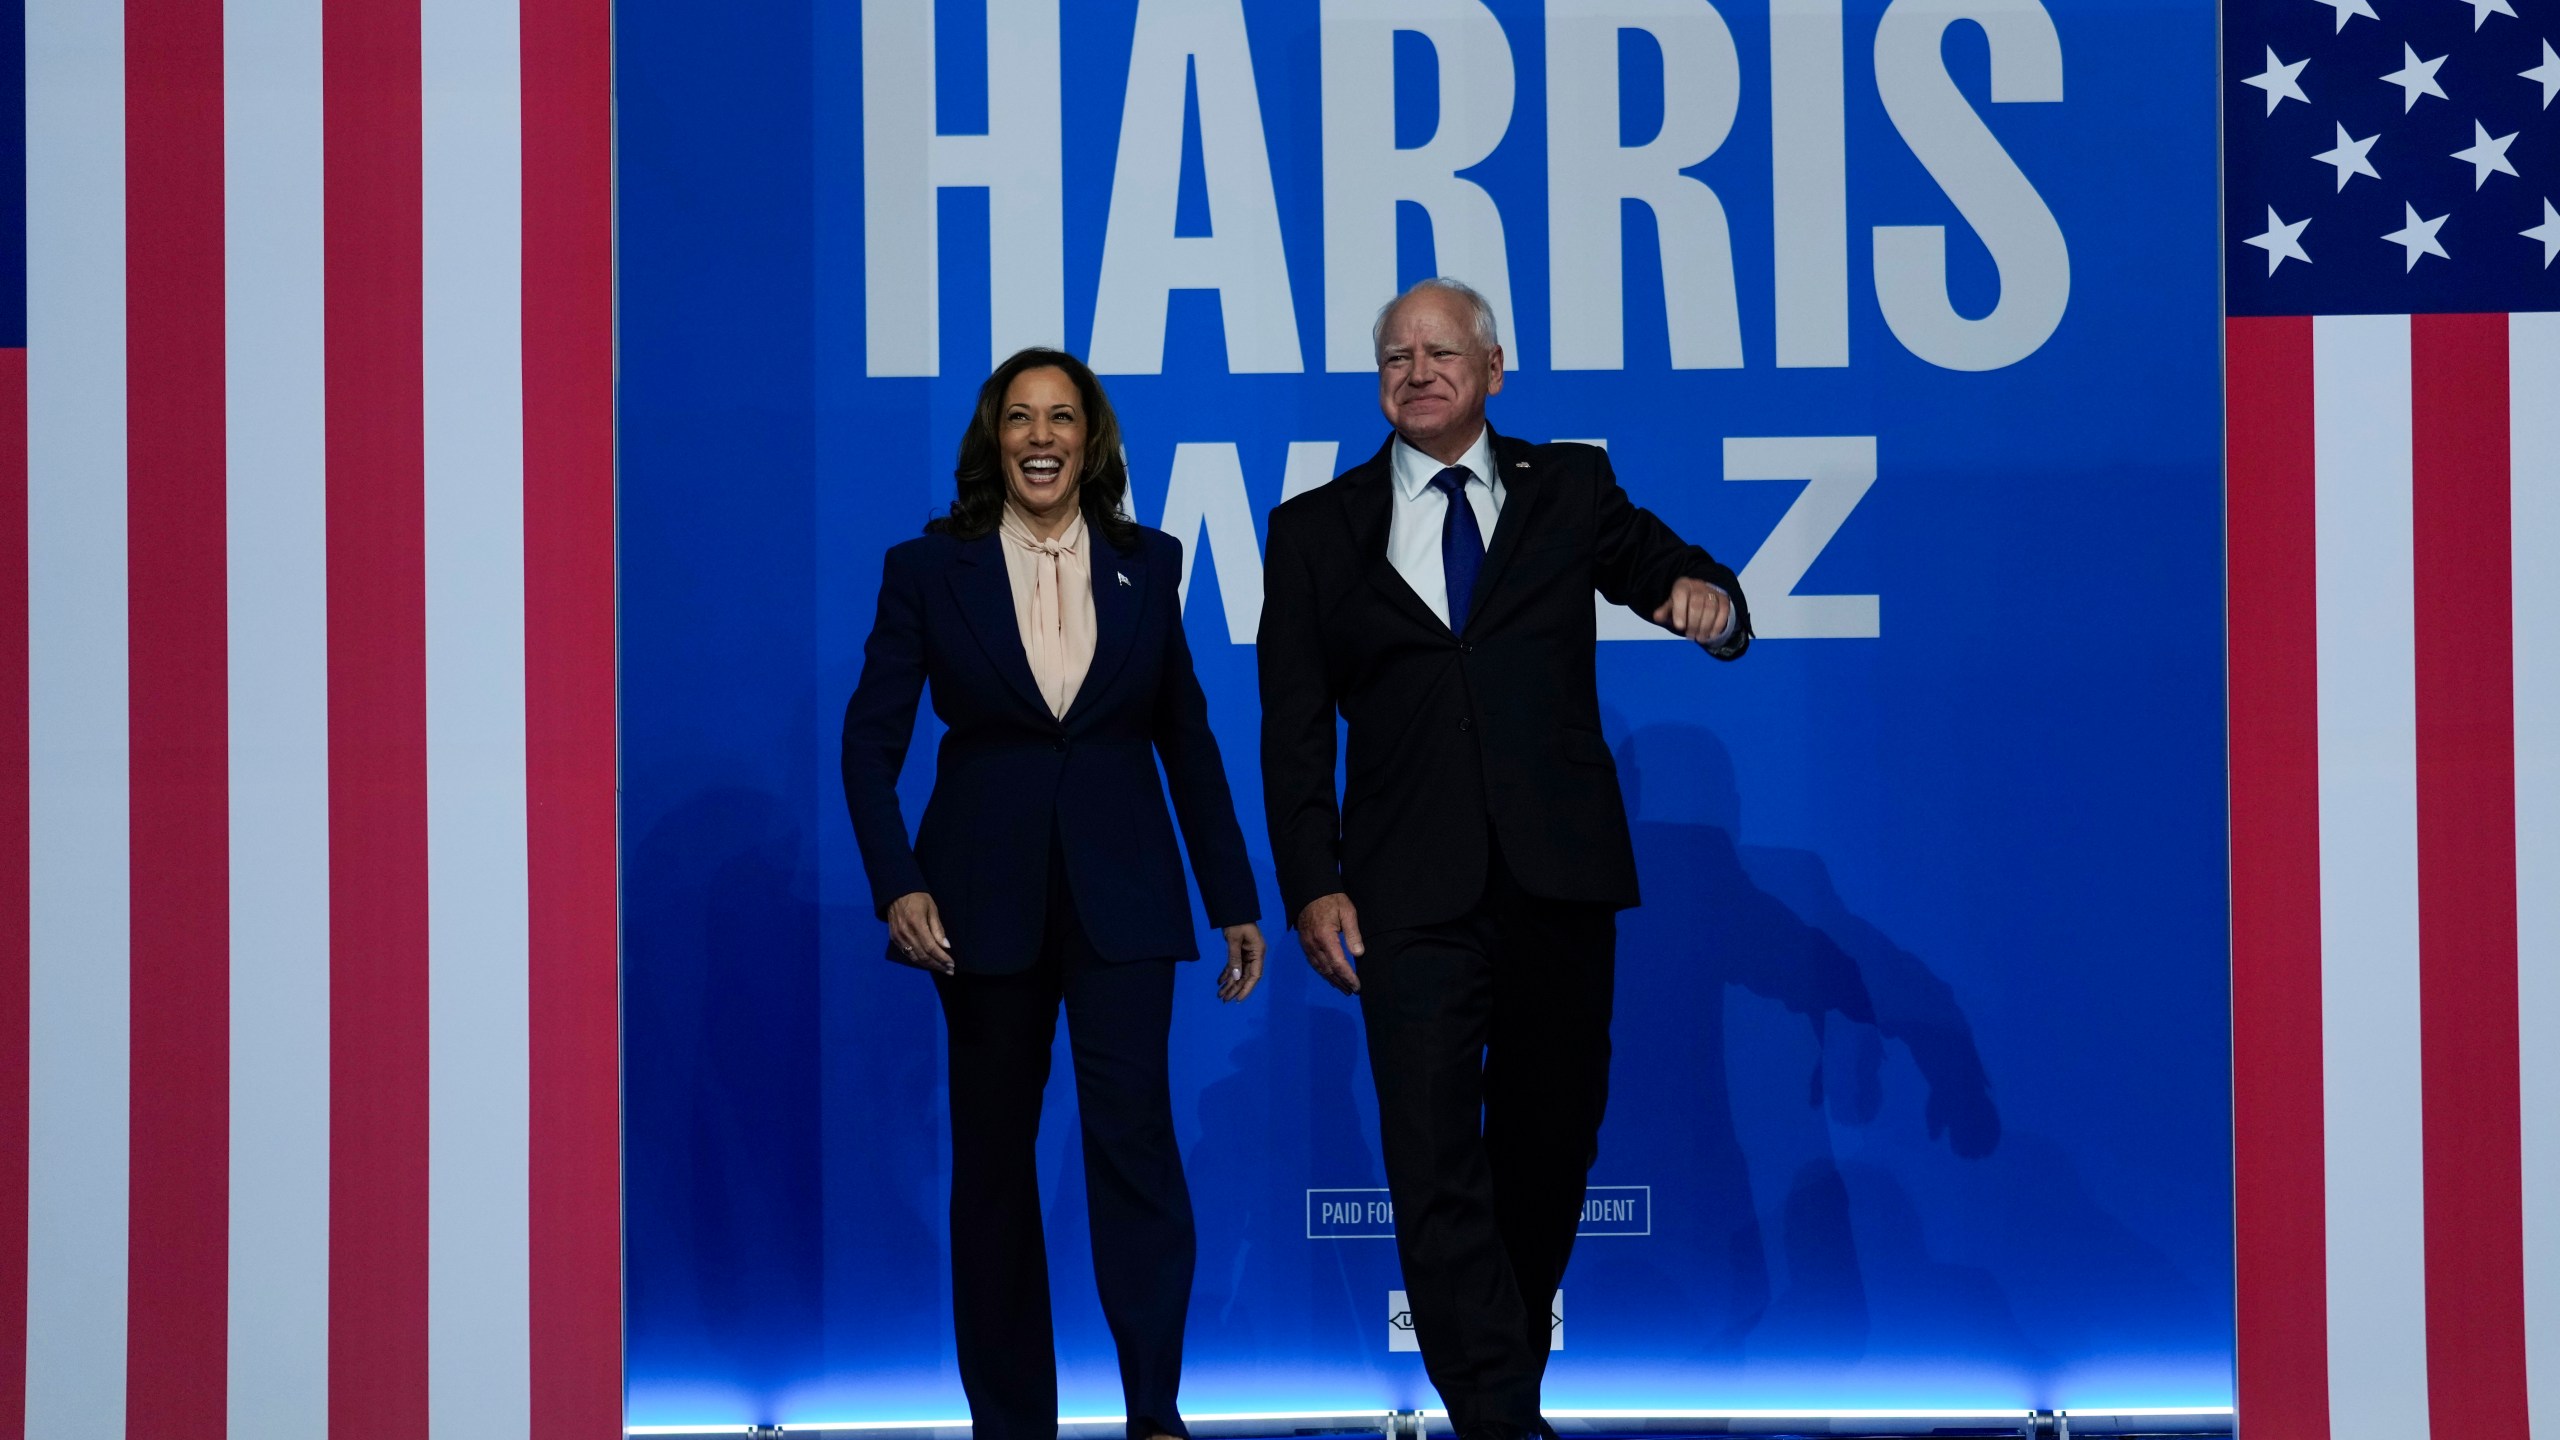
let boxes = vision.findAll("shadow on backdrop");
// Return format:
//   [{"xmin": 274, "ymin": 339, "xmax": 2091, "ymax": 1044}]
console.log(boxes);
[
  {"xmin": 1594, "ymin": 720, "xmax": 2008, "ymax": 1365},
  {"xmin": 622, "ymin": 724, "xmax": 2212, "ymax": 1409},
  {"xmin": 623, "ymin": 782, "xmax": 828, "ymax": 1399},
  {"xmin": 1186, "ymin": 995, "xmax": 1384, "ymax": 1364}
]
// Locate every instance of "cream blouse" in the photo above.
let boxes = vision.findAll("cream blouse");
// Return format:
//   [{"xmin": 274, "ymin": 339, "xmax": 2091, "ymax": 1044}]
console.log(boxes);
[{"xmin": 996, "ymin": 505, "xmax": 1097, "ymax": 718}]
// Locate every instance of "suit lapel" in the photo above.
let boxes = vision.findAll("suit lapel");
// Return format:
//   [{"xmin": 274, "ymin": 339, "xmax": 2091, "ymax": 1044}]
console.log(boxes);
[
  {"xmin": 1343, "ymin": 436, "xmax": 1450, "ymax": 635},
  {"xmin": 948, "ymin": 534, "xmax": 1051, "ymax": 719},
  {"xmin": 1464, "ymin": 428, "xmax": 1545, "ymax": 630},
  {"xmin": 1063, "ymin": 531, "xmax": 1143, "ymax": 726}
]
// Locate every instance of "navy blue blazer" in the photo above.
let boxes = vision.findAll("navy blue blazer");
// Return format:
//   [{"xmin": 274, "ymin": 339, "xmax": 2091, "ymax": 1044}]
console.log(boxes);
[{"xmin": 841, "ymin": 523, "xmax": 1260, "ymax": 974}]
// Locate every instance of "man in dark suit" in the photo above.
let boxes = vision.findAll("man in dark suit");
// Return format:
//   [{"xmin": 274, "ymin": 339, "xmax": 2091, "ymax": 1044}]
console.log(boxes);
[{"xmin": 1258, "ymin": 278, "xmax": 1749, "ymax": 1436}]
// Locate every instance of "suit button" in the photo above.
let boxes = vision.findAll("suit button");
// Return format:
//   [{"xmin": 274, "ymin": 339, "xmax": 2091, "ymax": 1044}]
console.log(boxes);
[
  {"xmin": 1459, "ymin": 641, "xmax": 1475, "ymax": 654},
  {"xmin": 1054, "ymin": 738, "xmax": 1069, "ymax": 753},
  {"xmin": 1458, "ymin": 716, "xmax": 1472, "ymax": 732}
]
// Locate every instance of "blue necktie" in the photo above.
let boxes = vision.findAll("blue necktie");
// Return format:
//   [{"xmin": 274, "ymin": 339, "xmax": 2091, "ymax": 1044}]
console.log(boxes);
[{"xmin": 1431, "ymin": 465, "xmax": 1484, "ymax": 632}]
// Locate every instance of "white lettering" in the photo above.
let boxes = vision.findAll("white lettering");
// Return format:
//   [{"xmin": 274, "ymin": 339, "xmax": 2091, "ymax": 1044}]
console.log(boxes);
[
  {"xmin": 1725, "ymin": 436, "xmax": 1880, "ymax": 638},
  {"xmin": 859, "ymin": 0, "xmax": 1064, "ymax": 376},
  {"xmin": 1279, "ymin": 440, "xmax": 1342, "ymax": 502},
  {"xmin": 1871, "ymin": 0, "xmax": 2068, "ymax": 371},
  {"xmin": 1567, "ymin": 437, "xmax": 1877, "ymax": 641},
  {"xmin": 1771, "ymin": 0, "xmax": 1849, "ymax": 366},
  {"xmin": 1159, "ymin": 442, "xmax": 1268, "ymax": 642},
  {"xmin": 1089, "ymin": 0, "xmax": 1303, "ymax": 375},
  {"xmin": 1545, "ymin": 0, "xmax": 1744, "ymax": 371},
  {"xmin": 1319, "ymin": 0, "xmax": 1520, "ymax": 372}
]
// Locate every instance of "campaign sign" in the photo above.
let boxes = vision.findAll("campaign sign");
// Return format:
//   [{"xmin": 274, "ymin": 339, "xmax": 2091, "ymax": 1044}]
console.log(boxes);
[
  {"xmin": 617, "ymin": 0, "xmax": 2232, "ymax": 1423},
  {"xmin": 1578, "ymin": 1186, "xmax": 1652, "ymax": 1237},
  {"xmin": 1311, "ymin": 1186, "xmax": 1650, "ymax": 1240},
  {"xmin": 1309, "ymin": 1189, "xmax": 1399, "ymax": 1240}
]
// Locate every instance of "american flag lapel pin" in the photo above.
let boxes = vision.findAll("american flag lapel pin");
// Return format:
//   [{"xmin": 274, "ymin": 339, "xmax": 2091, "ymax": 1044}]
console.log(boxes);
[{"xmin": 1117, "ymin": 571, "xmax": 1131, "ymax": 586}]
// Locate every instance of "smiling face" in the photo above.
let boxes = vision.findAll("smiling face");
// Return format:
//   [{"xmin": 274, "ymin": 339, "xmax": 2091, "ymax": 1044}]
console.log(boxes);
[
  {"xmin": 1376, "ymin": 288, "xmax": 1504, "ymax": 463},
  {"xmin": 997, "ymin": 366, "xmax": 1087, "ymax": 530}
]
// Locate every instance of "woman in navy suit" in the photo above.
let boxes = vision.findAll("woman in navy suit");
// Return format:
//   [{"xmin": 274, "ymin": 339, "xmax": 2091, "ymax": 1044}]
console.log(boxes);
[{"xmin": 841, "ymin": 347, "xmax": 1265, "ymax": 1440}]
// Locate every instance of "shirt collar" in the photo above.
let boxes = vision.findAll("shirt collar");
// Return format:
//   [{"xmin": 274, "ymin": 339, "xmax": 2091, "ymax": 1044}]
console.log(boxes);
[{"xmin": 1391, "ymin": 425, "xmax": 1497, "ymax": 502}]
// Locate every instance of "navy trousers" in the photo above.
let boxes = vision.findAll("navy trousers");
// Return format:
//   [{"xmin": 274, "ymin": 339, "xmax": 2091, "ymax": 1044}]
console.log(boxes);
[
  {"xmin": 932, "ymin": 861, "xmax": 1195, "ymax": 1440},
  {"xmin": 1357, "ymin": 845, "xmax": 1617, "ymax": 1436}
]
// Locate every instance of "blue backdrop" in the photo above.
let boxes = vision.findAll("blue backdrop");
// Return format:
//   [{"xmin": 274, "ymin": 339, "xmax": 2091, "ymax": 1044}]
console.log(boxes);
[{"xmin": 616, "ymin": 0, "xmax": 2231, "ymax": 1423}]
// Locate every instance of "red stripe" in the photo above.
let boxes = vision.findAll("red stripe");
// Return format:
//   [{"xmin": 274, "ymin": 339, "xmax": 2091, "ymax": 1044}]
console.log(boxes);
[
  {"xmin": 2225, "ymin": 314, "xmax": 2331, "ymax": 1440},
  {"xmin": 521, "ymin": 0, "xmax": 625, "ymax": 1432},
  {"xmin": 2409, "ymin": 312, "xmax": 2528, "ymax": 1435},
  {"xmin": 124, "ymin": 4, "xmax": 233, "ymax": 1432},
  {"xmin": 325, "ymin": 0, "xmax": 432, "ymax": 1432},
  {"xmin": 0, "ymin": 350, "xmax": 29, "ymax": 1440}
]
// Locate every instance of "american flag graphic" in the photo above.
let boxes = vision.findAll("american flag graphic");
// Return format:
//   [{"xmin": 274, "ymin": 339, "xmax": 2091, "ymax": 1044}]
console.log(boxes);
[
  {"xmin": 7, "ymin": 1, "xmax": 620, "ymax": 1436},
  {"xmin": 2225, "ymin": 0, "xmax": 2560, "ymax": 1432},
  {"xmin": 2226, "ymin": 0, "xmax": 2560, "ymax": 306}
]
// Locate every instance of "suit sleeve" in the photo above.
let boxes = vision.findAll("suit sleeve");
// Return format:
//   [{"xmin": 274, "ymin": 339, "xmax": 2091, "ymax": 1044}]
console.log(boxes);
[
  {"xmin": 839, "ymin": 547, "xmax": 933, "ymax": 917},
  {"xmin": 1149, "ymin": 537, "xmax": 1260, "ymax": 929},
  {"xmin": 1588, "ymin": 446, "xmax": 1754, "ymax": 661},
  {"xmin": 1256, "ymin": 504, "xmax": 1344, "ymax": 922}
]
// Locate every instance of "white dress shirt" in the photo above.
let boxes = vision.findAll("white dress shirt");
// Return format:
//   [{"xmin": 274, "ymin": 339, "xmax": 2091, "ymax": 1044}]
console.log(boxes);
[
  {"xmin": 1386, "ymin": 429, "xmax": 1504, "ymax": 628},
  {"xmin": 1385, "ymin": 427, "xmax": 1735, "ymax": 644}
]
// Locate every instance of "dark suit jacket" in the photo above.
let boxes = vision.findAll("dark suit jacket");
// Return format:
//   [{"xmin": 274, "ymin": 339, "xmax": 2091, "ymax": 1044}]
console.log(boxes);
[
  {"xmin": 842, "ymin": 524, "xmax": 1259, "ymax": 974},
  {"xmin": 1258, "ymin": 430, "xmax": 1750, "ymax": 934}
]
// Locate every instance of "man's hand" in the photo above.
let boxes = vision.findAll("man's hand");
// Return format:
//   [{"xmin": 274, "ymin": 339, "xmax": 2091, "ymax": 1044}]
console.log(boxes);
[
  {"xmin": 1651, "ymin": 576, "xmax": 1733, "ymax": 648},
  {"xmin": 1218, "ymin": 923, "xmax": 1267, "ymax": 1002},
  {"xmin": 886, "ymin": 891, "xmax": 956, "ymax": 975},
  {"xmin": 1294, "ymin": 893, "xmax": 1365, "ymax": 995}
]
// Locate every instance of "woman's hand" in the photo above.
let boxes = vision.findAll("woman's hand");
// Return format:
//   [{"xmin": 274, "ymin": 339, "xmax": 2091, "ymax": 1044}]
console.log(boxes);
[
  {"xmin": 887, "ymin": 892, "xmax": 956, "ymax": 975},
  {"xmin": 1217, "ymin": 923, "xmax": 1266, "ymax": 1002}
]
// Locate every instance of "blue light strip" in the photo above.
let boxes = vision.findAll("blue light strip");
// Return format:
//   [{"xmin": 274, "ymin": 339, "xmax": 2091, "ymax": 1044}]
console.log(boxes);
[{"xmin": 626, "ymin": 1405, "xmax": 2239, "ymax": 1436}]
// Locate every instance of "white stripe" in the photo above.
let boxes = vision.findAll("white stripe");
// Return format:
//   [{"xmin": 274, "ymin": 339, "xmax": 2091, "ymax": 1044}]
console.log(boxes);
[
  {"xmin": 22, "ymin": 0, "xmax": 132, "ymax": 1433},
  {"xmin": 2513, "ymin": 308, "xmax": 2560, "ymax": 1440},
  {"xmin": 422, "ymin": 0, "xmax": 533, "ymax": 1433},
  {"xmin": 2312, "ymin": 312, "xmax": 2430, "ymax": 1440},
  {"xmin": 224, "ymin": 0, "xmax": 333, "ymax": 1432}
]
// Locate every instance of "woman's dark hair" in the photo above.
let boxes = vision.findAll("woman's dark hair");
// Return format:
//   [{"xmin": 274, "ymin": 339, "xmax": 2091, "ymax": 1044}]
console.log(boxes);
[{"xmin": 928, "ymin": 347, "xmax": 1139, "ymax": 549}]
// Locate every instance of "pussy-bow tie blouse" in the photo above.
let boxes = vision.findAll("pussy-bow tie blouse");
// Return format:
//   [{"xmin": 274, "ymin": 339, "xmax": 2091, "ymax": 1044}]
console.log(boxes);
[{"xmin": 996, "ymin": 506, "xmax": 1096, "ymax": 719}]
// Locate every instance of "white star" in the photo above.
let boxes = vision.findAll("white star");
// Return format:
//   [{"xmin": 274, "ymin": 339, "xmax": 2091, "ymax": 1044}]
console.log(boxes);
[
  {"xmin": 2382, "ymin": 202, "xmax": 2451, "ymax": 270},
  {"xmin": 2525, "ymin": 39, "xmax": 2560, "ymax": 109},
  {"xmin": 2458, "ymin": 0, "xmax": 2515, "ymax": 28},
  {"xmin": 2527, "ymin": 198, "xmax": 2560, "ymax": 267},
  {"xmin": 2313, "ymin": 0, "xmax": 2380, "ymax": 30},
  {"xmin": 2453, "ymin": 120, "xmax": 2521, "ymax": 187},
  {"xmin": 2314, "ymin": 123, "xmax": 2383, "ymax": 189},
  {"xmin": 2246, "ymin": 207, "xmax": 2315, "ymax": 274},
  {"xmin": 2245, "ymin": 48, "xmax": 2313, "ymax": 112},
  {"xmin": 2383, "ymin": 44, "xmax": 2450, "ymax": 110}
]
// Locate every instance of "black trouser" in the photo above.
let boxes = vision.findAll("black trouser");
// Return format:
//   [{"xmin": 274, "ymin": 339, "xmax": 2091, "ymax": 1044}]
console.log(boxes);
[
  {"xmin": 1358, "ymin": 846, "xmax": 1617, "ymax": 1436},
  {"xmin": 931, "ymin": 862, "xmax": 1194, "ymax": 1440}
]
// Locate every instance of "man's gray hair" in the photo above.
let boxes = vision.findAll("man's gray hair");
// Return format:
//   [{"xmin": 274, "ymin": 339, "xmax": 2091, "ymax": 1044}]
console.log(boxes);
[{"xmin": 1371, "ymin": 277, "xmax": 1502, "ymax": 362}]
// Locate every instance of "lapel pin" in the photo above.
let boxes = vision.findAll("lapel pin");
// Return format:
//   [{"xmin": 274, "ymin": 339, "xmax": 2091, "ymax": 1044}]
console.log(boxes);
[
  {"xmin": 1514, "ymin": 461, "xmax": 1529, "ymax": 468},
  {"xmin": 1117, "ymin": 571, "xmax": 1131, "ymax": 586}
]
